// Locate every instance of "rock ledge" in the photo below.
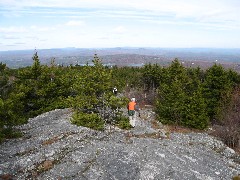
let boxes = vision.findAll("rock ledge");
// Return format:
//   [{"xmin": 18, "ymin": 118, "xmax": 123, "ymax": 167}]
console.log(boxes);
[{"xmin": 0, "ymin": 108, "xmax": 240, "ymax": 179}]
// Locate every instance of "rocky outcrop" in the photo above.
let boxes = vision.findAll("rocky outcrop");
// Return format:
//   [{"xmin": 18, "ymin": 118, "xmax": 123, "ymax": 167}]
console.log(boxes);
[{"xmin": 0, "ymin": 108, "xmax": 240, "ymax": 180}]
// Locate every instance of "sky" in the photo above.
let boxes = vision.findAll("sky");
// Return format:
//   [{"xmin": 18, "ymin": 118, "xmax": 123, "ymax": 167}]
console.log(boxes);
[{"xmin": 0, "ymin": 0, "xmax": 240, "ymax": 51}]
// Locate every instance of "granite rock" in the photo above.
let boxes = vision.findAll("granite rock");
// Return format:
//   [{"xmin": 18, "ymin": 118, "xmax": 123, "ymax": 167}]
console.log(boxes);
[{"xmin": 0, "ymin": 108, "xmax": 240, "ymax": 180}]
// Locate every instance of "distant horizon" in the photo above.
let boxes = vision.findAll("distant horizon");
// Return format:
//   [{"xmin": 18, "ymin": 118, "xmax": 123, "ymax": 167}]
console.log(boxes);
[{"xmin": 1, "ymin": 46, "xmax": 240, "ymax": 53}]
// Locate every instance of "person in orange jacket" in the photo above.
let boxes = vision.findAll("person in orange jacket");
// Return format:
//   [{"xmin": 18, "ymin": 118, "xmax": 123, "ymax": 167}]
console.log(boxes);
[{"xmin": 127, "ymin": 98, "xmax": 138, "ymax": 127}]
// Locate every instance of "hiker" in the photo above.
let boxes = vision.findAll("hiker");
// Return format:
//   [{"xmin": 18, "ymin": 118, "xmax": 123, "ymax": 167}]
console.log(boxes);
[
  {"xmin": 127, "ymin": 98, "xmax": 139, "ymax": 127},
  {"xmin": 113, "ymin": 87, "xmax": 118, "ymax": 95}
]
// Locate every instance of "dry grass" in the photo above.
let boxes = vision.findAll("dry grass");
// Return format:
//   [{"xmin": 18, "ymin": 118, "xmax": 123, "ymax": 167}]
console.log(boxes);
[
  {"xmin": 233, "ymin": 175, "xmax": 240, "ymax": 180},
  {"xmin": 42, "ymin": 132, "xmax": 77, "ymax": 146},
  {"xmin": 151, "ymin": 119, "xmax": 161, "ymax": 129},
  {"xmin": 30, "ymin": 159, "xmax": 54, "ymax": 177},
  {"xmin": 41, "ymin": 160, "xmax": 54, "ymax": 171},
  {"xmin": 134, "ymin": 133, "xmax": 161, "ymax": 139},
  {"xmin": 165, "ymin": 125, "xmax": 204, "ymax": 134},
  {"xmin": 42, "ymin": 136, "xmax": 60, "ymax": 145},
  {"xmin": 0, "ymin": 174, "xmax": 13, "ymax": 180}
]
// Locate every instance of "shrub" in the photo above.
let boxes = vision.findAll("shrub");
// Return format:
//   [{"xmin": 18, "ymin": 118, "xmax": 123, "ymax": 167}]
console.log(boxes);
[
  {"xmin": 71, "ymin": 112, "xmax": 104, "ymax": 131},
  {"xmin": 116, "ymin": 115, "xmax": 132, "ymax": 130},
  {"xmin": 0, "ymin": 127, "xmax": 22, "ymax": 143},
  {"xmin": 211, "ymin": 87, "xmax": 240, "ymax": 149}
]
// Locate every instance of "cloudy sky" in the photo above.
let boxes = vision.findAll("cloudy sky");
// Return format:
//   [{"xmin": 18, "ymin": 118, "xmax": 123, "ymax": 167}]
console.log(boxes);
[{"xmin": 0, "ymin": 0, "xmax": 240, "ymax": 51}]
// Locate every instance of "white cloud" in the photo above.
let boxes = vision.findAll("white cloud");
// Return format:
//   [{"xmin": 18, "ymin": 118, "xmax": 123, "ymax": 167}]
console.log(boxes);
[
  {"xmin": 2, "ymin": 34, "xmax": 20, "ymax": 39},
  {"xmin": 1, "ymin": 0, "xmax": 239, "ymax": 23},
  {"xmin": 0, "ymin": 0, "xmax": 121, "ymax": 8},
  {"xmin": 65, "ymin": 20, "xmax": 85, "ymax": 26},
  {"xmin": 113, "ymin": 26, "xmax": 127, "ymax": 34},
  {"xmin": 0, "ymin": 26, "xmax": 28, "ymax": 33},
  {"xmin": 30, "ymin": 26, "xmax": 56, "ymax": 32},
  {"xmin": 1, "ymin": 0, "xmax": 240, "ymax": 50}
]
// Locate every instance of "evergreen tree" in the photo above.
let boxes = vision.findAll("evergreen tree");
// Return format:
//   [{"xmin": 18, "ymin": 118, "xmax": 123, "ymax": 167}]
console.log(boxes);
[
  {"xmin": 203, "ymin": 64, "xmax": 232, "ymax": 122},
  {"xmin": 31, "ymin": 51, "xmax": 41, "ymax": 80},
  {"xmin": 11, "ymin": 52, "xmax": 70, "ymax": 118},
  {"xmin": 156, "ymin": 59, "xmax": 209, "ymax": 129},
  {"xmin": 181, "ymin": 87, "xmax": 209, "ymax": 129},
  {"xmin": 68, "ymin": 54, "xmax": 127, "ymax": 130},
  {"xmin": 142, "ymin": 63, "xmax": 162, "ymax": 90},
  {"xmin": 0, "ymin": 63, "xmax": 12, "ymax": 99},
  {"xmin": 156, "ymin": 59, "xmax": 188, "ymax": 124}
]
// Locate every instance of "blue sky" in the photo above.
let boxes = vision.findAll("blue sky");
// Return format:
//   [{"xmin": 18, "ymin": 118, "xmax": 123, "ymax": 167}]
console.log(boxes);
[{"xmin": 0, "ymin": 0, "xmax": 240, "ymax": 51}]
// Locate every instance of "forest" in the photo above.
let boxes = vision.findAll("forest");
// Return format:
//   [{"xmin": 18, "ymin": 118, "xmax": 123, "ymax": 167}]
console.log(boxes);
[{"xmin": 1, "ymin": 52, "xmax": 240, "ymax": 150}]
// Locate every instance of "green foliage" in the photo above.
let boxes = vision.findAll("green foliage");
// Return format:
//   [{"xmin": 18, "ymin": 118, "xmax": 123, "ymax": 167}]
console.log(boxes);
[
  {"xmin": 1, "ymin": 51, "xmax": 240, "ymax": 136},
  {"xmin": 203, "ymin": 64, "xmax": 233, "ymax": 122},
  {"xmin": 0, "ymin": 62, "xmax": 6, "ymax": 72},
  {"xmin": 142, "ymin": 63, "xmax": 162, "ymax": 90},
  {"xmin": 71, "ymin": 112, "xmax": 104, "ymax": 131},
  {"xmin": 0, "ymin": 98, "xmax": 4, "ymax": 141},
  {"xmin": 0, "ymin": 97, "xmax": 23, "ymax": 142},
  {"xmin": 31, "ymin": 51, "xmax": 41, "ymax": 79},
  {"xmin": 0, "ymin": 63, "xmax": 23, "ymax": 141},
  {"xmin": 156, "ymin": 59, "xmax": 209, "ymax": 129},
  {"xmin": 0, "ymin": 63, "xmax": 13, "ymax": 99},
  {"xmin": 67, "ymin": 54, "xmax": 127, "ymax": 129},
  {"xmin": 0, "ymin": 53, "xmax": 131, "ymax": 133},
  {"xmin": 153, "ymin": 60, "xmax": 239, "ymax": 129},
  {"xmin": 111, "ymin": 66, "xmax": 143, "ymax": 90},
  {"xmin": 1, "ymin": 52, "xmax": 78, "ymax": 141},
  {"xmin": 181, "ymin": 89, "xmax": 209, "ymax": 129},
  {"xmin": 226, "ymin": 69, "xmax": 240, "ymax": 87},
  {"xmin": 115, "ymin": 115, "xmax": 132, "ymax": 130},
  {"xmin": 13, "ymin": 52, "xmax": 73, "ymax": 118},
  {"xmin": 103, "ymin": 95, "xmax": 129, "ymax": 124},
  {"xmin": 0, "ymin": 128, "xmax": 22, "ymax": 143},
  {"xmin": 68, "ymin": 54, "xmax": 112, "ymax": 111}
]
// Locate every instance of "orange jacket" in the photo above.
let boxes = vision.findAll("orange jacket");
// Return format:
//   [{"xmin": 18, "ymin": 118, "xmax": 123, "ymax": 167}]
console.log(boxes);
[{"xmin": 128, "ymin": 102, "xmax": 136, "ymax": 110}]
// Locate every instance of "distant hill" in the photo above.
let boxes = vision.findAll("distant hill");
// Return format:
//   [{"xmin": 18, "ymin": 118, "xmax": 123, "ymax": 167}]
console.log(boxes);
[{"xmin": 0, "ymin": 48, "xmax": 240, "ymax": 70}]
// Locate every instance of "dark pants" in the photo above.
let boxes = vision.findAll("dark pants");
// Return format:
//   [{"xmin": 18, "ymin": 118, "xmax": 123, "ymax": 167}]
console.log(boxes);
[{"xmin": 128, "ymin": 110, "xmax": 135, "ymax": 116}]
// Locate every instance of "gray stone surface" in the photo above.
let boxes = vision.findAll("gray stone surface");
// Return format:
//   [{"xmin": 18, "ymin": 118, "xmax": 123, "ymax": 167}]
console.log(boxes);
[{"xmin": 0, "ymin": 108, "xmax": 240, "ymax": 179}]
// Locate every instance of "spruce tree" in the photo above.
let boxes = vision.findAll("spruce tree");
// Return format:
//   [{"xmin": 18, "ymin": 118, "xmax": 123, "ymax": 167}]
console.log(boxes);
[
  {"xmin": 203, "ymin": 64, "xmax": 232, "ymax": 122},
  {"xmin": 156, "ymin": 59, "xmax": 209, "ymax": 129}
]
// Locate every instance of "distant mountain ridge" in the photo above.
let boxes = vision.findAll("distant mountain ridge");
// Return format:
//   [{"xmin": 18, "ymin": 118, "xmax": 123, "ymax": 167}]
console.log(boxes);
[{"xmin": 0, "ymin": 47, "xmax": 240, "ymax": 68}]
